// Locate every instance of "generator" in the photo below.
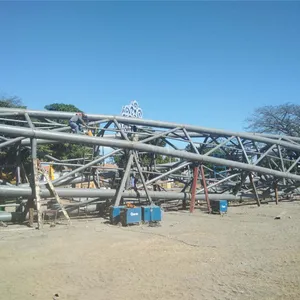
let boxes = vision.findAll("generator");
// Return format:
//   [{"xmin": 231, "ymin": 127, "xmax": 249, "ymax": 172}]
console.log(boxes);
[
  {"xmin": 109, "ymin": 206, "xmax": 124, "ymax": 224},
  {"xmin": 210, "ymin": 200, "xmax": 228, "ymax": 214},
  {"xmin": 120, "ymin": 207, "xmax": 142, "ymax": 226},
  {"xmin": 142, "ymin": 205, "xmax": 162, "ymax": 223}
]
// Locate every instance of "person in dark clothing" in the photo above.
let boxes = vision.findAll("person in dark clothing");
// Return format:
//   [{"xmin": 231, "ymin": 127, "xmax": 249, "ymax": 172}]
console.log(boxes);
[
  {"xmin": 130, "ymin": 174, "xmax": 140, "ymax": 198},
  {"xmin": 69, "ymin": 113, "xmax": 88, "ymax": 134}
]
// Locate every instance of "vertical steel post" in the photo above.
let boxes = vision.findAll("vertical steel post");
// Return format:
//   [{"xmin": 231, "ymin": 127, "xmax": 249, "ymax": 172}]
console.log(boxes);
[
  {"xmin": 189, "ymin": 165, "xmax": 199, "ymax": 213},
  {"xmin": 114, "ymin": 152, "xmax": 134, "ymax": 206},
  {"xmin": 200, "ymin": 164, "xmax": 211, "ymax": 213}
]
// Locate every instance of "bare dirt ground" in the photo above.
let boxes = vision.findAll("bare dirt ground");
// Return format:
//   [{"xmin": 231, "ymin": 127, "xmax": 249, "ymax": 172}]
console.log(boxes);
[{"xmin": 1, "ymin": 201, "xmax": 300, "ymax": 300}]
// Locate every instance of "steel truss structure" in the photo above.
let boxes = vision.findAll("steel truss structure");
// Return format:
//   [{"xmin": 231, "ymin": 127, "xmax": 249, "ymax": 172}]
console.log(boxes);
[{"xmin": 0, "ymin": 107, "xmax": 299, "ymax": 226}]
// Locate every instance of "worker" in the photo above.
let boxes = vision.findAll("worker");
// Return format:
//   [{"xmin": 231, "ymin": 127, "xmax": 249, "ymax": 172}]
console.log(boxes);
[
  {"xmin": 130, "ymin": 174, "xmax": 140, "ymax": 198},
  {"xmin": 128, "ymin": 125, "xmax": 139, "ymax": 141},
  {"xmin": 69, "ymin": 112, "xmax": 88, "ymax": 134}
]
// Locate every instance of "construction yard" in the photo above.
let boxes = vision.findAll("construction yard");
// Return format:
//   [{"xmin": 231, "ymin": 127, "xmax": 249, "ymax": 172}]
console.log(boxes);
[{"xmin": 1, "ymin": 201, "xmax": 300, "ymax": 300}]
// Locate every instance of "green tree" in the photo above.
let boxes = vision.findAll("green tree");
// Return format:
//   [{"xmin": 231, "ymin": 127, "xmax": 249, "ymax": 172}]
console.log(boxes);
[
  {"xmin": 0, "ymin": 96, "xmax": 29, "ymax": 181},
  {"xmin": 44, "ymin": 103, "xmax": 81, "ymax": 113},
  {"xmin": 0, "ymin": 98, "xmax": 88, "ymax": 181},
  {"xmin": 0, "ymin": 95, "xmax": 26, "ymax": 109},
  {"xmin": 41, "ymin": 103, "xmax": 87, "ymax": 163}
]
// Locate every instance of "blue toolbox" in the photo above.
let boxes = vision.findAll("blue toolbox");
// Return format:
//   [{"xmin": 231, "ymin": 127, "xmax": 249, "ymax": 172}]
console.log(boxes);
[
  {"xmin": 120, "ymin": 207, "xmax": 142, "ymax": 226},
  {"xmin": 109, "ymin": 206, "xmax": 124, "ymax": 224},
  {"xmin": 142, "ymin": 205, "xmax": 162, "ymax": 222},
  {"xmin": 210, "ymin": 200, "xmax": 228, "ymax": 214}
]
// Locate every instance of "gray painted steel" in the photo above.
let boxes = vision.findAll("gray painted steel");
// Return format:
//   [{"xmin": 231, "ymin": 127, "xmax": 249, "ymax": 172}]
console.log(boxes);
[
  {"xmin": 0, "ymin": 107, "xmax": 299, "ymax": 145},
  {"xmin": 0, "ymin": 107, "xmax": 299, "ymax": 217},
  {"xmin": 0, "ymin": 185, "xmax": 255, "ymax": 201},
  {"xmin": 0, "ymin": 124, "xmax": 299, "ymax": 181}
]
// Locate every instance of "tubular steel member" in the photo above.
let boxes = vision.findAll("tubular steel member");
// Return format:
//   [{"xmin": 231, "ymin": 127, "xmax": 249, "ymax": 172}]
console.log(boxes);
[
  {"xmin": 0, "ymin": 137, "xmax": 25, "ymax": 149},
  {"xmin": 114, "ymin": 152, "xmax": 134, "ymax": 206},
  {"xmin": 0, "ymin": 107, "xmax": 299, "ymax": 145},
  {"xmin": 0, "ymin": 185, "xmax": 259, "ymax": 201},
  {"xmin": 0, "ymin": 124, "xmax": 300, "ymax": 182},
  {"xmin": 0, "ymin": 107, "xmax": 299, "ymax": 222}
]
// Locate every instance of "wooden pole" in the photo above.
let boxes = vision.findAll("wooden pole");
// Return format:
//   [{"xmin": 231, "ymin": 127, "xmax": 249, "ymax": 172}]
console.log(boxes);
[
  {"xmin": 189, "ymin": 165, "xmax": 199, "ymax": 213},
  {"xmin": 249, "ymin": 173, "xmax": 261, "ymax": 207},
  {"xmin": 274, "ymin": 181, "xmax": 279, "ymax": 205},
  {"xmin": 29, "ymin": 207, "xmax": 34, "ymax": 227},
  {"xmin": 31, "ymin": 138, "xmax": 43, "ymax": 229},
  {"xmin": 39, "ymin": 166, "xmax": 71, "ymax": 223}
]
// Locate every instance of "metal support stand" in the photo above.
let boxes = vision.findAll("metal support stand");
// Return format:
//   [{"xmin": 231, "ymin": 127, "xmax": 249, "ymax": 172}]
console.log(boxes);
[{"xmin": 200, "ymin": 164, "xmax": 211, "ymax": 213}]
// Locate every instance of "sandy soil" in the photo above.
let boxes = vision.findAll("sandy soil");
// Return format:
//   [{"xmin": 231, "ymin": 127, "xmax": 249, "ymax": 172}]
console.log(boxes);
[{"xmin": 1, "ymin": 201, "xmax": 300, "ymax": 300}]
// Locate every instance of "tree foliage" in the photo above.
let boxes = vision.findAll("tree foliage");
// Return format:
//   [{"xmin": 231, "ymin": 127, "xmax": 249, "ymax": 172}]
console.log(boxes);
[
  {"xmin": 44, "ymin": 103, "xmax": 81, "ymax": 113},
  {"xmin": 245, "ymin": 103, "xmax": 300, "ymax": 137},
  {"xmin": 41, "ymin": 103, "xmax": 86, "ymax": 164},
  {"xmin": 0, "ymin": 95, "xmax": 26, "ymax": 109},
  {"xmin": 0, "ymin": 97, "xmax": 89, "ymax": 181},
  {"xmin": 0, "ymin": 96, "xmax": 28, "ymax": 180}
]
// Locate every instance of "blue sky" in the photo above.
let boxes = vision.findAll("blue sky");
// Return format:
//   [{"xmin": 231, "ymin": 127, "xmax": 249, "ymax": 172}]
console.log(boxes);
[{"xmin": 0, "ymin": 1, "xmax": 299, "ymax": 131}]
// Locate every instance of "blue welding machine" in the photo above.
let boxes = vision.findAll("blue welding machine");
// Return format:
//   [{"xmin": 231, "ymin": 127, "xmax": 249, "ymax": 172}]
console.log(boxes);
[
  {"xmin": 210, "ymin": 200, "xmax": 228, "ymax": 214},
  {"xmin": 109, "ymin": 206, "xmax": 124, "ymax": 224},
  {"xmin": 120, "ymin": 207, "xmax": 142, "ymax": 226},
  {"xmin": 142, "ymin": 205, "xmax": 162, "ymax": 222}
]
